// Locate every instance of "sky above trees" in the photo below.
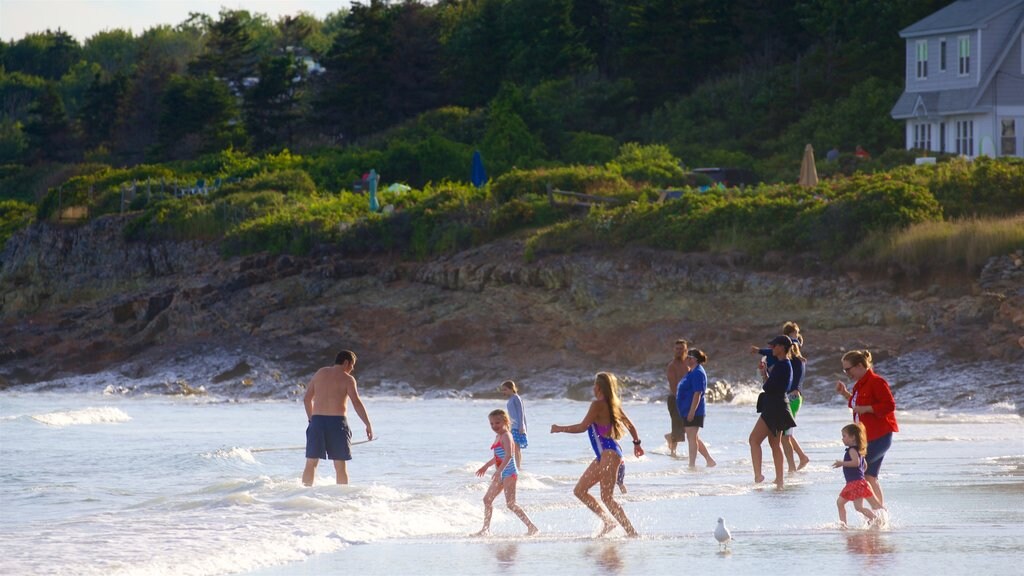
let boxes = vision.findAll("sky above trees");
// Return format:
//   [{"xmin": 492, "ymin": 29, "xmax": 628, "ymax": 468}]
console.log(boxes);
[{"xmin": 0, "ymin": 0, "xmax": 352, "ymax": 42}]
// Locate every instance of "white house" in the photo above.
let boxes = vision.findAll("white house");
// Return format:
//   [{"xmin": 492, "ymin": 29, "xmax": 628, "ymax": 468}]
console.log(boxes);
[{"xmin": 890, "ymin": 0, "xmax": 1024, "ymax": 158}]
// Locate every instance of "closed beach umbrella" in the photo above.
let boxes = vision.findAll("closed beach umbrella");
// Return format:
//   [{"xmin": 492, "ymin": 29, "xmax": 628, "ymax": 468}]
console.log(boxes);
[
  {"xmin": 471, "ymin": 150, "xmax": 487, "ymax": 188},
  {"xmin": 798, "ymin": 144, "xmax": 818, "ymax": 188},
  {"xmin": 368, "ymin": 169, "xmax": 380, "ymax": 212}
]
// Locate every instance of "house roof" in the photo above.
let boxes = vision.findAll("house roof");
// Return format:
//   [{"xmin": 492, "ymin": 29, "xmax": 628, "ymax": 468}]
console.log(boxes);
[
  {"xmin": 900, "ymin": 0, "xmax": 1024, "ymax": 37},
  {"xmin": 891, "ymin": 88, "xmax": 980, "ymax": 119}
]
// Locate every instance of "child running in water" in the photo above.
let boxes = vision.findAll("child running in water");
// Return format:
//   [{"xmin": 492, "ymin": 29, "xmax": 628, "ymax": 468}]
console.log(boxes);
[
  {"xmin": 499, "ymin": 380, "xmax": 528, "ymax": 470},
  {"xmin": 833, "ymin": 422, "xmax": 884, "ymax": 527},
  {"xmin": 474, "ymin": 409, "xmax": 539, "ymax": 536}
]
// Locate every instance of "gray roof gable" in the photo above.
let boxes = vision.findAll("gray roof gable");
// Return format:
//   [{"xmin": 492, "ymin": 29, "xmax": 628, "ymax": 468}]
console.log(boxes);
[{"xmin": 901, "ymin": 0, "xmax": 1024, "ymax": 37}]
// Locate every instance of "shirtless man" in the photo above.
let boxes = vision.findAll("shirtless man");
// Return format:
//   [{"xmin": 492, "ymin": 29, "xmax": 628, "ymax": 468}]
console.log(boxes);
[
  {"xmin": 302, "ymin": 350, "xmax": 374, "ymax": 486},
  {"xmin": 665, "ymin": 339, "xmax": 690, "ymax": 457}
]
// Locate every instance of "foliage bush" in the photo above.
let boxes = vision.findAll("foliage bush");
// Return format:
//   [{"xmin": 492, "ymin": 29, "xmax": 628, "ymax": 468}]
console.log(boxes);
[
  {"xmin": 928, "ymin": 156, "xmax": 1024, "ymax": 218},
  {"xmin": 607, "ymin": 143, "xmax": 686, "ymax": 187},
  {"xmin": 490, "ymin": 165, "xmax": 631, "ymax": 203},
  {"xmin": 221, "ymin": 194, "xmax": 355, "ymax": 255},
  {"xmin": 0, "ymin": 199, "xmax": 35, "ymax": 249},
  {"xmin": 561, "ymin": 132, "xmax": 619, "ymax": 166}
]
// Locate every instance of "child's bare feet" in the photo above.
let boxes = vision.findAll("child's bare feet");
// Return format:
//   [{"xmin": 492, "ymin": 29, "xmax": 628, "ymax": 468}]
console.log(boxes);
[
  {"xmin": 706, "ymin": 458, "xmax": 717, "ymax": 468},
  {"xmin": 472, "ymin": 528, "xmax": 490, "ymax": 537},
  {"xmin": 797, "ymin": 458, "xmax": 810, "ymax": 471},
  {"xmin": 597, "ymin": 521, "xmax": 617, "ymax": 537},
  {"xmin": 527, "ymin": 526, "xmax": 540, "ymax": 536},
  {"xmin": 754, "ymin": 474, "xmax": 765, "ymax": 484}
]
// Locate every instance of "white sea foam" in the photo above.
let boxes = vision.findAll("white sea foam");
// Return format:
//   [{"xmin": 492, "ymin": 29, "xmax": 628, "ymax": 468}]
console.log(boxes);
[
  {"xmin": 204, "ymin": 447, "xmax": 258, "ymax": 464},
  {"xmin": 30, "ymin": 406, "xmax": 131, "ymax": 427}
]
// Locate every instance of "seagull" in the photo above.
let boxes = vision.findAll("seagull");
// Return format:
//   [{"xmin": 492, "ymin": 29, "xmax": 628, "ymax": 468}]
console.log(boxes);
[{"xmin": 714, "ymin": 517, "xmax": 732, "ymax": 551}]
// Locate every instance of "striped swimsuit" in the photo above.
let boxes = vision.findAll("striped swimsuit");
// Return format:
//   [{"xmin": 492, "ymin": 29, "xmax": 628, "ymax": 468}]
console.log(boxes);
[{"xmin": 491, "ymin": 439, "xmax": 518, "ymax": 479}]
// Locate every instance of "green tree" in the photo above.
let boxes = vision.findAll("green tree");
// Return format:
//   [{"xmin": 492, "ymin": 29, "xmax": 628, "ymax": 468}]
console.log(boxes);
[
  {"xmin": 439, "ymin": 0, "xmax": 506, "ymax": 107},
  {"xmin": 110, "ymin": 25, "xmax": 202, "ymax": 164},
  {"xmin": 0, "ymin": 70, "xmax": 47, "ymax": 123},
  {"xmin": 1, "ymin": 30, "xmax": 82, "ymax": 80},
  {"xmin": 22, "ymin": 83, "xmax": 79, "ymax": 162},
  {"xmin": 82, "ymin": 29, "xmax": 139, "ymax": 78},
  {"xmin": 79, "ymin": 72, "xmax": 129, "ymax": 149},
  {"xmin": 314, "ymin": 0, "xmax": 396, "ymax": 139},
  {"xmin": 500, "ymin": 0, "xmax": 593, "ymax": 85},
  {"xmin": 189, "ymin": 9, "xmax": 267, "ymax": 94},
  {"xmin": 244, "ymin": 55, "xmax": 305, "ymax": 150},
  {"xmin": 157, "ymin": 74, "xmax": 246, "ymax": 160},
  {"xmin": 481, "ymin": 90, "xmax": 546, "ymax": 175}
]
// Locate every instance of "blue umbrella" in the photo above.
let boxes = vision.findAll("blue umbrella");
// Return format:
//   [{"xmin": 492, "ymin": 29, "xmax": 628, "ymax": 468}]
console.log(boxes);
[
  {"xmin": 368, "ymin": 169, "xmax": 379, "ymax": 212},
  {"xmin": 471, "ymin": 150, "xmax": 487, "ymax": 188}
]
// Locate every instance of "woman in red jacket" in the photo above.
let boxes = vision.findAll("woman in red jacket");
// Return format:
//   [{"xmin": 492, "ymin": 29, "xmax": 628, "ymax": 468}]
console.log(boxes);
[{"xmin": 835, "ymin": 350, "xmax": 899, "ymax": 508}]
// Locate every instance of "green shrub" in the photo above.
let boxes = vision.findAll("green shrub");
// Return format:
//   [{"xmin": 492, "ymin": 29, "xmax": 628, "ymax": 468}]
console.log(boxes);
[
  {"xmin": 222, "ymin": 194, "xmax": 354, "ymax": 255},
  {"xmin": 929, "ymin": 156, "xmax": 1024, "ymax": 218},
  {"xmin": 490, "ymin": 165, "xmax": 630, "ymax": 203},
  {"xmin": 607, "ymin": 143, "xmax": 686, "ymax": 187},
  {"xmin": 811, "ymin": 174, "xmax": 942, "ymax": 257},
  {"xmin": 0, "ymin": 199, "xmax": 35, "ymax": 249},
  {"xmin": 562, "ymin": 132, "xmax": 618, "ymax": 165}
]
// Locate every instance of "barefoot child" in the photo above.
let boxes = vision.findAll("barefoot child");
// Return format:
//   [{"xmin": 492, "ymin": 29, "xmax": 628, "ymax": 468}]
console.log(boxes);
[
  {"xmin": 499, "ymin": 380, "xmax": 528, "ymax": 470},
  {"xmin": 833, "ymin": 422, "xmax": 884, "ymax": 527},
  {"xmin": 474, "ymin": 409, "xmax": 539, "ymax": 536}
]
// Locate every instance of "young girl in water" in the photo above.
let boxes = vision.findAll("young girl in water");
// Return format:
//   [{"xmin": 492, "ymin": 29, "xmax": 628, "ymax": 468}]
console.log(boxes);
[
  {"xmin": 499, "ymin": 380, "xmax": 528, "ymax": 470},
  {"xmin": 551, "ymin": 372, "xmax": 643, "ymax": 537},
  {"xmin": 833, "ymin": 422, "xmax": 884, "ymax": 527},
  {"xmin": 474, "ymin": 409, "xmax": 539, "ymax": 536}
]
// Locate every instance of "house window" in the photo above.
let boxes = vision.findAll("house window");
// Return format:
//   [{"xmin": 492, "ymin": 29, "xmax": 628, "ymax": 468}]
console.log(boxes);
[
  {"xmin": 1002, "ymin": 119, "xmax": 1017, "ymax": 156},
  {"xmin": 956, "ymin": 120, "xmax": 974, "ymax": 156},
  {"xmin": 916, "ymin": 40, "xmax": 928, "ymax": 79},
  {"xmin": 940, "ymin": 39, "xmax": 947, "ymax": 72},
  {"xmin": 914, "ymin": 123, "xmax": 932, "ymax": 150},
  {"xmin": 958, "ymin": 36, "xmax": 970, "ymax": 75}
]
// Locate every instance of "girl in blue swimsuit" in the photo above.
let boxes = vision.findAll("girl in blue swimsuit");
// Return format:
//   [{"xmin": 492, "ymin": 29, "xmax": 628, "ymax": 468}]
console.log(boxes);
[
  {"xmin": 552, "ymin": 372, "xmax": 644, "ymax": 537},
  {"xmin": 474, "ymin": 409, "xmax": 539, "ymax": 536}
]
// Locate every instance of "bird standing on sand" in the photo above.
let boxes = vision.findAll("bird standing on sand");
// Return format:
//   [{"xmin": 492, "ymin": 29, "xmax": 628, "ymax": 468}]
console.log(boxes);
[{"xmin": 715, "ymin": 517, "xmax": 732, "ymax": 551}]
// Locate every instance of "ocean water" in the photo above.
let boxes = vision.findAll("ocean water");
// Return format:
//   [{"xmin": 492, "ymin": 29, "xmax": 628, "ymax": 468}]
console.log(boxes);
[{"xmin": 1, "ymin": 383, "xmax": 1022, "ymax": 576}]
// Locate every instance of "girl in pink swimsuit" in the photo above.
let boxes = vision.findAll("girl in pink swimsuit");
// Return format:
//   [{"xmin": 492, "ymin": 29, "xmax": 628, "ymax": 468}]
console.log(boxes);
[{"xmin": 474, "ymin": 409, "xmax": 539, "ymax": 536}]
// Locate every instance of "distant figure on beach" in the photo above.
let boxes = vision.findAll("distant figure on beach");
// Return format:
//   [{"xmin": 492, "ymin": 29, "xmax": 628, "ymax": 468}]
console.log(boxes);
[
  {"xmin": 675, "ymin": 348, "xmax": 716, "ymax": 469},
  {"xmin": 551, "ymin": 372, "xmax": 643, "ymax": 537},
  {"xmin": 855, "ymin": 145, "xmax": 871, "ymax": 159},
  {"xmin": 835, "ymin": 350, "xmax": 899, "ymax": 508},
  {"xmin": 474, "ymin": 409, "xmax": 539, "ymax": 536},
  {"xmin": 302, "ymin": 350, "xmax": 374, "ymax": 486},
  {"xmin": 826, "ymin": 146, "xmax": 840, "ymax": 162},
  {"xmin": 833, "ymin": 422, "xmax": 884, "ymax": 527},
  {"xmin": 499, "ymin": 380, "xmax": 528, "ymax": 469},
  {"xmin": 749, "ymin": 336, "xmax": 797, "ymax": 488},
  {"xmin": 665, "ymin": 339, "xmax": 691, "ymax": 457}
]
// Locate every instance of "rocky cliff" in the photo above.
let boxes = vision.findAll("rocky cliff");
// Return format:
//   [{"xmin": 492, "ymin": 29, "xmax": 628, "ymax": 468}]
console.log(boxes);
[{"xmin": 1, "ymin": 215, "xmax": 1022, "ymax": 410}]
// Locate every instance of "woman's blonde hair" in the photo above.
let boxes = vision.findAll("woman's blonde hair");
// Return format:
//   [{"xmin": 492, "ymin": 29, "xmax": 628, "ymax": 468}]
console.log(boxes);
[
  {"xmin": 500, "ymin": 380, "xmax": 518, "ymax": 393},
  {"xmin": 842, "ymin": 422, "xmax": 868, "ymax": 456},
  {"xmin": 842, "ymin": 349, "xmax": 873, "ymax": 370},
  {"xmin": 595, "ymin": 372, "xmax": 625, "ymax": 439}
]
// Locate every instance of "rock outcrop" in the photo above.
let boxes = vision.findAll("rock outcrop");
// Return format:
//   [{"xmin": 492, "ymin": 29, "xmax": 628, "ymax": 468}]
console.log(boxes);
[{"xmin": 1, "ymin": 217, "xmax": 1021, "ymax": 410}]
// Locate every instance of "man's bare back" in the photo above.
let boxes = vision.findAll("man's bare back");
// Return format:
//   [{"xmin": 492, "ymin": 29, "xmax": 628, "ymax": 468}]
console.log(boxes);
[{"xmin": 306, "ymin": 365, "xmax": 354, "ymax": 416}]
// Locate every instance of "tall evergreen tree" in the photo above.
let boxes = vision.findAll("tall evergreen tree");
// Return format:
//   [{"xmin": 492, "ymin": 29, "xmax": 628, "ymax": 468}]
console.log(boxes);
[{"xmin": 22, "ymin": 83, "xmax": 79, "ymax": 162}]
